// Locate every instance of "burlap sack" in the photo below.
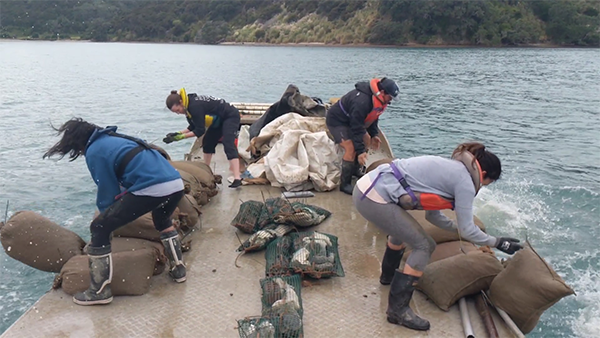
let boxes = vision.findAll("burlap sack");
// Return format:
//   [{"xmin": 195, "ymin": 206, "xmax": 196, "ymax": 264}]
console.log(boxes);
[
  {"xmin": 170, "ymin": 161, "xmax": 216, "ymax": 190},
  {"xmin": 177, "ymin": 194, "xmax": 201, "ymax": 231},
  {"xmin": 110, "ymin": 209, "xmax": 179, "ymax": 242},
  {"xmin": 179, "ymin": 169, "xmax": 203, "ymax": 194},
  {"xmin": 430, "ymin": 241, "xmax": 478, "ymax": 263},
  {"xmin": 407, "ymin": 210, "xmax": 486, "ymax": 244},
  {"xmin": 149, "ymin": 144, "xmax": 171, "ymax": 160},
  {"xmin": 178, "ymin": 169, "xmax": 212, "ymax": 206},
  {"xmin": 417, "ymin": 250, "xmax": 503, "ymax": 311},
  {"xmin": 179, "ymin": 160, "xmax": 214, "ymax": 175},
  {"xmin": 402, "ymin": 241, "xmax": 479, "ymax": 265},
  {"xmin": 489, "ymin": 246, "xmax": 575, "ymax": 334},
  {"xmin": 111, "ymin": 237, "xmax": 166, "ymax": 275},
  {"xmin": 56, "ymin": 248, "xmax": 156, "ymax": 296},
  {"xmin": 0, "ymin": 211, "xmax": 85, "ymax": 272}
]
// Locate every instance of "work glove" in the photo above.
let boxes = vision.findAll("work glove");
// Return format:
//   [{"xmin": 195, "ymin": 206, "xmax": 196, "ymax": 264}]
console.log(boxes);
[
  {"xmin": 495, "ymin": 237, "xmax": 523, "ymax": 255},
  {"xmin": 163, "ymin": 132, "xmax": 185, "ymax": 144}
]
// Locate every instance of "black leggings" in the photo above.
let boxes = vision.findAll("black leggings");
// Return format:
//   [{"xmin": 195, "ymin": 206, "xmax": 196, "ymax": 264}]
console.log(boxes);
[
  {"xmin": 203, "ymin": 108, "xmax": 240, "ymax": 160},
  {"xmin": 90, "ymin": 190, "xmax": 184, "ymax": 248}
]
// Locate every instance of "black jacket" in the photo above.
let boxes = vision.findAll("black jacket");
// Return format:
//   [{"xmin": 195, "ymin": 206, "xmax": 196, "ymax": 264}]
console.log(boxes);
[
  {"xmin": 326, "ymin": 81, "xmax": 380, "ymax": 155},
  {"xmin": 186, "ymin": 93, "xmax": 236, "ymax": 137}
]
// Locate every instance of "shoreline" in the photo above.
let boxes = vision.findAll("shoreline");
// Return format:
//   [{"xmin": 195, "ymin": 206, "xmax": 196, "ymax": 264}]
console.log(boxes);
[
  {"xmin": 218, "ymin": 41, "xmax": 583, "ymax": 49},
  {"xmin": 1, "ymin": 37, "xmax": 596, "ymax": 49}
]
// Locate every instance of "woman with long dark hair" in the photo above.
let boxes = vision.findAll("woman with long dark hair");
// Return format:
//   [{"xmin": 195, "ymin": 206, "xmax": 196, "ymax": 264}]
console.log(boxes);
[
  {"xmin": 352, "ymin": 142, "xmax": 522, "ymax": 331},
  {"xmin": 44, "ymin": 117, "xmax": 187, "ymax": 306}
]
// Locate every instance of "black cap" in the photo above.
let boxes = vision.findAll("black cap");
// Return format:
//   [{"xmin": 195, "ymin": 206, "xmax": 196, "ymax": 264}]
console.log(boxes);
[{"xmin": 379, "ymin": 78, "xmax": 399, "ymax": 98}]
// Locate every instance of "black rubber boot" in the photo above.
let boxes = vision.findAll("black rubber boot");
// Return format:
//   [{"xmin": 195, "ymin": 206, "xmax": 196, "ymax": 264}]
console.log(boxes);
[
  {"xmin": 161, "ymin": 230, "xmax": 187, "ymax": 283},
  {"xmin": 380, "ymin": 245, "xmax": 405, "ymax": 285},
  {"xmin": 353, "ymin": 158, "xmax": 366, "ymax": 178},
  {"xmin": 340, "ymin": 160, "xmax": 354, "ymax": 195},
  {"xmin": 73, "ymin": 245, "xmax": 113, "ymax": 306},
  {"xmin": 387, "ymin": 271, "xmax": 430, "ymax": 331}
]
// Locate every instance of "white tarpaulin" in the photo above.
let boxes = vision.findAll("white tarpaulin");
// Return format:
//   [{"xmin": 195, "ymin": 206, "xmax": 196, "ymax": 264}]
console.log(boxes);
[{"xmin": 246, "ymin": 113, "xmax": 342, "ymax": 192}]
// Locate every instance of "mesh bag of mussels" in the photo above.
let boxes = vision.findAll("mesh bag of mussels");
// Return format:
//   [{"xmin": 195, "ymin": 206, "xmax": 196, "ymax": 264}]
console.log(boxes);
[
  {"xmin": 234, "ymin": 197, "xmax": 332, "ymax": 235},
  {"xmin": 237, "ymin": 225, "xmax": 294, "ymax": 253},
  {"xmin": 231, "ymin": 201, "xmax": 265, "ymax": 234},
  {"xmin": 289, "ymin": 231, "xmax": 345, "ymax": 279},
  {"xmin": 262, "ymin": 274, "xmax": 303, "ymax": 337},
  {"xmin": 272, "ymin": 201, "xmax": 332, "ymax": 228},
  {"xmin": 238, "ymin": 275, "xmax": 304, "ymax": 338},
  {"xmin": 265, "ymin": 236, "xmax": 294, "ymax": 277},
  {"xmin": 237, "ymin": 316, "xmax": 278, "ymax": 338},
  {"xmin": 237, "ymin": 315, "xmax": 302, "ymax": 338},
  {"xmin": 256, "ymin": 198, "xmax": 293, "ymax": 231}
]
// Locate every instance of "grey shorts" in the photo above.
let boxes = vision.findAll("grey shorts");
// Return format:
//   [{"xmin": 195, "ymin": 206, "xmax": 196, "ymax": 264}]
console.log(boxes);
[{"xmin": 352, "ymin": 185, "xmax": 436, "ymax": 271}]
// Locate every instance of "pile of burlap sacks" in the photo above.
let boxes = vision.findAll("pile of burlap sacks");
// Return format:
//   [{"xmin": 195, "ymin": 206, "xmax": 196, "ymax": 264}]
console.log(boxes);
[
  {"xmin": 402, "ymin": 210, "xmax": 575, "ymax": 334},
  {"xmin": 0, "ymin": 154, "xmax": 217, "ymax": 297}
]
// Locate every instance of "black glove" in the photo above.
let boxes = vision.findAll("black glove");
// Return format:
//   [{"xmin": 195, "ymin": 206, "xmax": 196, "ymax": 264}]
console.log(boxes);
[
  {"xmin": 163, "ymin": 132, "xmax": 180, "ymax": 144},
  {"xmin": 495, "ymin": 237, "xmax": 523, "ymax": 255}
]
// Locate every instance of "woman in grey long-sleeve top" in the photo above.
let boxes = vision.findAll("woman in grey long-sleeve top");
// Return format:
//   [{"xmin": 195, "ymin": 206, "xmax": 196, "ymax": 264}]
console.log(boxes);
[{"xmin": 352, "ymin": 142, "xmax": 523, "ymax": 331}]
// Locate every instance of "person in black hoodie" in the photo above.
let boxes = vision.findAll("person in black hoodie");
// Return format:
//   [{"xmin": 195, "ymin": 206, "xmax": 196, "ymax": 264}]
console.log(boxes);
[
  {"xmin": 326, "ymin": 78, "xmax": 399, "ymax": 194},
  {"xmin": 164, "ymin": 88, "xmax": 242, "ymax": 188}
]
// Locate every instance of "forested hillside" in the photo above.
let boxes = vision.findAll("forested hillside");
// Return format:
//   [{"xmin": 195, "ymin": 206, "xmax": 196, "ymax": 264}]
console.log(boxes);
[{"xmin": 1, "ymin": 0, "xmax": 598, "ymax": 46}]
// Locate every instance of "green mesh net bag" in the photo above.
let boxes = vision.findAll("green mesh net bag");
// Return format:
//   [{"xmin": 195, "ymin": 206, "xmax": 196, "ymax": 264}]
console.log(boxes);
[
  {"xmin": 237, "ymin": 274, "xmax": 304, "ymax": 338},
  {"xmin": 289, "ymin": 231, "xmax": 345, "ymax": 279},
  {"xmin": 231, "ymin": 200, "xmax": 265, "ymax": 234},
  {"xmin": 256, "ymin": 198, "xmax": 293, "ymax": 231},
  {"xmin": 291, "ymin": 201, "xmax": 331, "ymax": 219},
  {"xmin": 273, "ymin": 201, "xmax": 331, "ymax": 228},
  {"xmin": 260, "ymin": 274, "xmax": 303, "ymax": 317},
  {"xmin": 237, "ymin": 315, "xmax": 303, "ymax": 338},
  {"xmin": 237, "ymin": 316, "xmax": 277, "ymax": 338},
  {"xmin": 265, "ymin": 236, "xmax": 294, "ymax": 277}
]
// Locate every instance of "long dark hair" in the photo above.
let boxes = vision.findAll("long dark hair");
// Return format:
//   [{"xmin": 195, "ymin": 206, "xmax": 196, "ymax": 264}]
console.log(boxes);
[
  {"xmin": 43, "ymin": 117, "xmax": 100, "ymax": 161},
  {"xmin": 452, "ymin": 142, "xmax": 502, "ymax": 180}
]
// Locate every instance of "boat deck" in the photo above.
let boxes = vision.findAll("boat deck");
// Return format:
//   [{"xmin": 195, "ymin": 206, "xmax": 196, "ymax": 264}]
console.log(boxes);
[{"xmin": 2, "ymin": 143, "xmax": 515, "ymax": 338}]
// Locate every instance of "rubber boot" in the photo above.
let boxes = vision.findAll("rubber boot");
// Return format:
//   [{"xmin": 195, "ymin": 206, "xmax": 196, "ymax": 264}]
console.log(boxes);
[
  {"xmin": 161, "ymin": 230, "xmax": 187, "ymax": 283},
  {"xmin": 340, "ymin": 160, "xmax": 354, "ymax": 195},
  {"xmin": 380, "ymin": 245, "xmax": 405, "ymax": 285},
  {"xmin": 73, "ymin": 245, "xmax": 113, "ymax": 306},
  {"xmin": 353, "ymin": 158, "xmax": 366, "ymax": 178},
  {"xmin": 387, "ymin": 271, "xmax": 430, "ymax": 331}
]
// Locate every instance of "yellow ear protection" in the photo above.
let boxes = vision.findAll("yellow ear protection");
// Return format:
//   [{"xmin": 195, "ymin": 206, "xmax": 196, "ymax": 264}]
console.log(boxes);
[
  {"xmin": 179, "ymin": 88, "xmax": 189, "ymax": 109},
  {"xmin": 179, "ymin": 87, "xmax": 214, "ymax": 128}
]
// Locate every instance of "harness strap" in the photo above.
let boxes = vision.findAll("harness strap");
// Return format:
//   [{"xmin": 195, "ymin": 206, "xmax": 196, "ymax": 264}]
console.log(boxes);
[
  {"xmin": 338, "ymin": 100, "xmax": 350, "ymax": 117},
  {"xmin": 116, "ymin": 145, "xmax": 145, "ymax": 179},
  {"xmin": 389, "ymin": 163, "xmax": 419, "ymax": 204},
  {"xmin": 107, "ymin": 131, "xmax": 152, "ymax": 182},
  {"xmin": 360, "ymin": 172, "xmax": 383, "ymax": 200},
  {"xmin": 360, "ymin": 162, "xmax": 419, "ymax": 207}
]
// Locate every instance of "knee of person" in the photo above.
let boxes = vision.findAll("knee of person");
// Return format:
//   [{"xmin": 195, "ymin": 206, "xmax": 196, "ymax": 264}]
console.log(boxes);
[
  {"xmin": 426, "ymin": 237, "xmax": 436, "ymax": 254},
  {"xmin": 89, "ymin": 219, "xmax": 103, "ymax": 233},
  {"xmin": 415, "ymin": 236, "xmax": 436, "ymax": 255},
  {"xmin": 341, "ymin": 140, "xmax": 355, "ymax": 150},
  {"xmin": 226, "ymin": 152, "xmax": 239, "ymax": 161},
  {"xmin": 341, "ymin": 141, "xmax": 355, "ymax": 158}
]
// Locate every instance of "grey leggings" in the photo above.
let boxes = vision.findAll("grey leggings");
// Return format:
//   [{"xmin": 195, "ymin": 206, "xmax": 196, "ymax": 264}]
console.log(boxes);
[{"xmin": 352, "ymin": 186, "xmax": 436, "ymax": 271}]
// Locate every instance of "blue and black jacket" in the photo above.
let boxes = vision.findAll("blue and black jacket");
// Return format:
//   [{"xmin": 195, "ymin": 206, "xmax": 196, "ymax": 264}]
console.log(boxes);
[{"xmin": 85, "ymin": 126, "xmax": 181, "ymax": 212}]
